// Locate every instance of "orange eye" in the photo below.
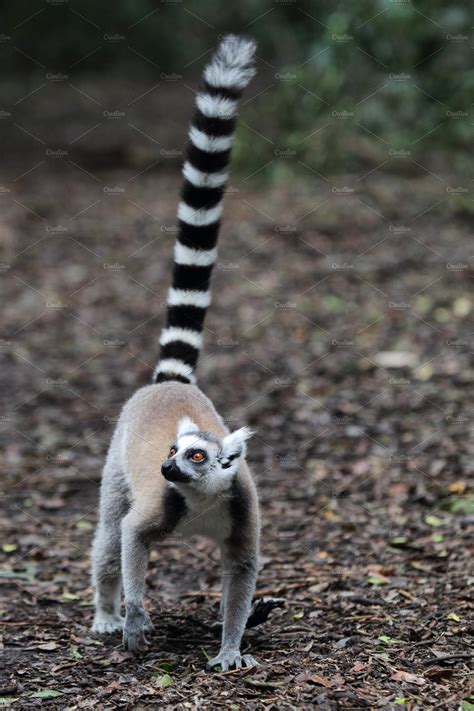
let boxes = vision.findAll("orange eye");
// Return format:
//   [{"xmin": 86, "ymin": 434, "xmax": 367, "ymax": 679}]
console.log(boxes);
[
  {"xmin": 168, "ymin": 447, "xmax": 177, "ymax": 458},
  {"xmin": 192, "ymin": 451, "xmax": 205, "ymax": 462}
]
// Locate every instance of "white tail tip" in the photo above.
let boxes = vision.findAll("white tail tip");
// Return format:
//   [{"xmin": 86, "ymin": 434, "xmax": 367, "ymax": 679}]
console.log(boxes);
[{"xmin": 204, "ymin": 34, "xmax": 257, "ymax": 91}]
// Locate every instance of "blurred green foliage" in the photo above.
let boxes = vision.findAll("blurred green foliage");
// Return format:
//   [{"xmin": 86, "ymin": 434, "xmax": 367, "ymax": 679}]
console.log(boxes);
[
  {"xmin": 4, "ymin": 0, "xmax": 471, "ymax": 177},
  {"xmin": 231, "ymin": 2, "xmax": 472, "ymax": 178}
]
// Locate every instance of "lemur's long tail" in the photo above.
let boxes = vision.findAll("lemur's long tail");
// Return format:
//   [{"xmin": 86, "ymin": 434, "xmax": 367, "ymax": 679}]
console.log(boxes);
[{"xmin": 154, "ymin": 35, "xmax": 257, "ymax": 385}]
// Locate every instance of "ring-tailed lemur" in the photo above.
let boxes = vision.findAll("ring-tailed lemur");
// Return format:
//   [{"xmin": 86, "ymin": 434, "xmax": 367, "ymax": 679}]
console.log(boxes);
[{"xmin": 91, "ymin": 35, "xmax": 263, "ymax": 671}]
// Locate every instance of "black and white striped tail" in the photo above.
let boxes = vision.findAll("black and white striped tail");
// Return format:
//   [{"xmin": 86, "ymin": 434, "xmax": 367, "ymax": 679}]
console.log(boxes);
[{"xmin": 154, "ymin": 35, "xmax": 257, "ymax": 385}]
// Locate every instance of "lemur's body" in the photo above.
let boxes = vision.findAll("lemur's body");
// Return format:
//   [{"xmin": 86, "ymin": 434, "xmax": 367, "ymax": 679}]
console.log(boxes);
[{"xmin": 91, "ymin": 36, "xmax": 261, "ymax": 671}]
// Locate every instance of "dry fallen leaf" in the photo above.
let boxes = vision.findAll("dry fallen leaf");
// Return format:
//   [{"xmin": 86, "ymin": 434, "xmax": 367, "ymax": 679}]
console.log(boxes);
[
  {"xmin": 109, "ymin": 649, "xmax": 132, "ymax": 663},
  {"xmin": 391, "ymin": 669, "xmax": 426, "ymax": 686},
  {"xmin": 295, "ymin": 673, "xmax": 333, "ymax": 688},
  {"xmin": 349, "ymin": 663, "xmax": 369, "ymax": 673},
  {"xmin": 448, "ymin": 481, "xmax": 466, "ymax": 495},
  {"xmin": 36, "ymin": 642, "xmax": 59, "ymax": 651}
]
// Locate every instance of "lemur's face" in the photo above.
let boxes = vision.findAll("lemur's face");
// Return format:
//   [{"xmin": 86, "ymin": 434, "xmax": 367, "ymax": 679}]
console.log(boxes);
[{"xmin": 161, "ymin": 417, "xmax": 253, "ymax": 494}]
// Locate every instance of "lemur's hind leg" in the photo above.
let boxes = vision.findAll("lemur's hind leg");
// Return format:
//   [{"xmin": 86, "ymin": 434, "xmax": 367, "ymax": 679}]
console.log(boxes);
[{"xmin": 91, "ymin": 463, "xmax": 129, "ymax": 634}]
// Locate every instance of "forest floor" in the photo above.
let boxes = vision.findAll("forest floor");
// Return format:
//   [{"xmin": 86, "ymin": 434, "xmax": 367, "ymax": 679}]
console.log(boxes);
[{"xmin": 0, "ymin": 91, "xmax": 473, "ymax": 709}]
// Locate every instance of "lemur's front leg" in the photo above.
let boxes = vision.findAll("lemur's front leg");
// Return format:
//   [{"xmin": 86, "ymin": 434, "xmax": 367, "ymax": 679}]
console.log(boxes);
[
  {"xmin": 208, "ymin": 545, "xmax": 259, "ymax": 671},
  {"xmin": 121, "ymin": 513, "xmax": 154, "ymax": 652}
]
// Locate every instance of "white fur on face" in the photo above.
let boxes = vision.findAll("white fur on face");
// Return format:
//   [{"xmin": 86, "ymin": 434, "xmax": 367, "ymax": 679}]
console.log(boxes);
[
  {"xmin": 167, "ymin": 419, "xmax": 254, "ymax": 495},
  {"xmin": 177, "ymin": 416, "xmax": 200, "ymax": 439},
  {"xmin": 177, "ymin": 434, "xmax": 211, "ymax": 453}
]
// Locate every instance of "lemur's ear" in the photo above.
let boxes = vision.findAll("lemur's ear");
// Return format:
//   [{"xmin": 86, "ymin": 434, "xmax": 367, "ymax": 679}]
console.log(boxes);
[
  {"xmin": 177, "ymin": 416, "xmax": 199, "ymax": 440},
  {"xmin": 221, "ymin": 426, "xmax": 254, "ymax": 461}
]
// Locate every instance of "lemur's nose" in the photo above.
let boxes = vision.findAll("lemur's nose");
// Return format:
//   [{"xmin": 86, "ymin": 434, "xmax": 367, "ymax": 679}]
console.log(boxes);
[
  {"xmin": 161, "ymin": 461, "xmax": 174, "ymax": 475},
  {"xmin": 161, "ymin": 459, "xmax": 188, "ymax": 483}
]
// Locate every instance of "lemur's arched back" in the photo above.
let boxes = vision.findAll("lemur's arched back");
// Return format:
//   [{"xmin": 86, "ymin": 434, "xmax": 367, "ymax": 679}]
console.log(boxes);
[
  {"xmin": 91, "ymin": 36, "xmax": 264, "ymax": 673},
  {"xmin": 155, "ymin": 35, "xmax": 256, "ymax": 384}
]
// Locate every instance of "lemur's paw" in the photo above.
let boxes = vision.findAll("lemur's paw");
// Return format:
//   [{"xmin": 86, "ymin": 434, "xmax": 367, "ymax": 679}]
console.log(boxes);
[
  {"xmin": 91, "ymin": 613, "xmax": 125, "ymax": 634},
  {"xmin": 123, "ymin": 625, "xmax": 149, "ymax": 653},
  {"xmin": 207, "ymin": 649, "xmax": 260, "ymax": 672}
]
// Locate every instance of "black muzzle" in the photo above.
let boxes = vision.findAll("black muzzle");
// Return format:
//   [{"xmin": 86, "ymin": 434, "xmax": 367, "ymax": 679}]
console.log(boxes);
[{"xmin": 161, "ymin": 459, "xmax": 189, "ymax": 483}]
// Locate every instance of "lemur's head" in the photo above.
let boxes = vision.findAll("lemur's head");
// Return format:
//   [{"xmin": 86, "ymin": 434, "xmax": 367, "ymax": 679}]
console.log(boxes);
[{"xmin": 161, "ymin": 417, "xmax": 253, "ymax": 494}]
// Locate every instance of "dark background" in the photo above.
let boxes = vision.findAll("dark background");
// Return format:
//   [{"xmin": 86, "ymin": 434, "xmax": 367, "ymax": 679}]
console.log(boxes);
[
  {"xmin": 1, "ymin": 2, "xmax": 473, "ymax": 708},
  {"xmin": 2, "ymin": 0, "xmax": 472, "ymax": 176}
]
